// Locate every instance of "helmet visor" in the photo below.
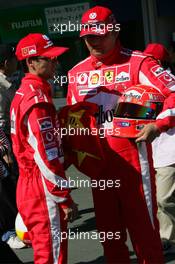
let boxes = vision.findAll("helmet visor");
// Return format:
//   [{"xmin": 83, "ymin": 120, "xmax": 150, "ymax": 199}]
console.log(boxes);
[{"xmin": 114, "ymin": 102, "xmax": 162, "ymax": 120}]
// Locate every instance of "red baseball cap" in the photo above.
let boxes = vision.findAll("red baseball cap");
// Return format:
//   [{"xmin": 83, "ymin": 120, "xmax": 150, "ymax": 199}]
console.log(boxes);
[
  {"xmin": 80, "ymin": 6, "xmax": 117, "ymax": 37},
  {"xmin": 144, "ymin": 43, "xmax": 169, "ymax": 61},
  {"xmin": 16, "ymin": 33, "xmax": 69, "ymax": 61}
]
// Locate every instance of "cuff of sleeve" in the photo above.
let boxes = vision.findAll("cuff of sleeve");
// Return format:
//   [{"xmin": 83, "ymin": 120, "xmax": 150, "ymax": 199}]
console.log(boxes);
[{"xmin": 155, "ymin": 119, "xmax": 169, "ymax": 133}]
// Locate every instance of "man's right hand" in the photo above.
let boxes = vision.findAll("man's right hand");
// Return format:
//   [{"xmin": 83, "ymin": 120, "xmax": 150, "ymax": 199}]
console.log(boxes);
[
  {"xmin": 3, "ymin": 153, "xmax": 13, "ymax": 167},
  {"xmin": 135, "ymin": 123, "xmax": 160, "ymax": 143}
]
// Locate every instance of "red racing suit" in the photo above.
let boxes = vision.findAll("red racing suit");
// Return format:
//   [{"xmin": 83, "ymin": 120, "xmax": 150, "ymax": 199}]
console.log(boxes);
[
  {"xmin": 10, "ymin": 73, "xmax": 72, "ymax": 264},
  {"xmin": 67, "ymin": 40, "xmax": 175, "ymax": 263}
]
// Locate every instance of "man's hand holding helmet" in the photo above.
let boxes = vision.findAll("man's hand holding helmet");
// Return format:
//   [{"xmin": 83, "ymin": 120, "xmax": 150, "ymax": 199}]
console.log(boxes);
[
  {"xmin": 113, "ymin": 84, "xmax": 165, "ymax": 141},
  {"xmin": 135, "ymin": 123, "xmax": 160, "ymax": 143}
]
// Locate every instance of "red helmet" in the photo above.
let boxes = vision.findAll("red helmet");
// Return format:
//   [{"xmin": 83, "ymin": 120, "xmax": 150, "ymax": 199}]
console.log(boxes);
[{"xmin": 113, "ymin": 84, "xmax": 165, "ymax": 138}]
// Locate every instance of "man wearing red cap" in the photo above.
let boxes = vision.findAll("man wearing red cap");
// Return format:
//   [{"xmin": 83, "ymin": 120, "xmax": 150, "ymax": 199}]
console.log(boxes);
[
  {"xmin": 144, "ymin": 43, "xmax": 170, "ymax": 62},
  {"xmin": 10, "ymin": 33, "xmax": 78, "ymax": 264},
  {"xmin": 67, "ymin": 5, "xmax": 175, "ymax": 264}
]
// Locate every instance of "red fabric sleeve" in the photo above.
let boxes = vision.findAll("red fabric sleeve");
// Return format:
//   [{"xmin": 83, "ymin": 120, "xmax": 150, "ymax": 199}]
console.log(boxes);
[{"xmin": 140, "ymin": 57, "xmax": 175, "ymax": 131}]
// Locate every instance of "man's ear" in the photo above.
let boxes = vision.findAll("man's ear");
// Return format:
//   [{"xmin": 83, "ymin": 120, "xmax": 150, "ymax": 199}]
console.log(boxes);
[
  {"xmin": 113, "ymin": 30, "xmax": 119, "ymax": 40},
  {"xmin": 4, "ymin": 59, "xmax": 8, "ymax": 69},
  {"xmin": 26, "ymin": 57, "xmax": 37, "ymax": 70},
  {"xmin": 26, "ymin": 57, "xmax": 33, "ymax": 67}
]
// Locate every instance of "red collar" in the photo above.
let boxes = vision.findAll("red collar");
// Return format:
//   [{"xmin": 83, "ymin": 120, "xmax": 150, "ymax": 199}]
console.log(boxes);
[
  {"xmin": 23, "ymin": 73, "xmax": 50, "ymax": 86},
  {"xmin": 22, "ymin": 73, "xmax": 52, "ymax": 97}
]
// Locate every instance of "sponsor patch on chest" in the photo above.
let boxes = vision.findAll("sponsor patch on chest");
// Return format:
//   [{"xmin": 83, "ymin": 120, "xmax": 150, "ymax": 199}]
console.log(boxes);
[
  {"xmin": 77, "ymin": 72, "xmax": 89, "ymax": 86},
  {"xmin": 115, "ymin": 64, "xmax": 130, "ymax": 83},
  {"xmin": 75, "ymin": 64, "xmax": 131, "ymax": 95},
  {"xmin": 88, "ymin": 70, "xmax": 101, "ymax": 88},
  {"xmin": 102, "ymin": 68, "xmax": 116, "ymax": 85}
]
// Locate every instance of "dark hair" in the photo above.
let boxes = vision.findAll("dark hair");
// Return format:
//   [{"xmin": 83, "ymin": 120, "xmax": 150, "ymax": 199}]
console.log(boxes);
[
  {"xmin": 0, "ymin": 61, "xmax": 5, "ymax": 69},
  {"xmin": 170, "ymin": 41, "xmax": 175, "ymax": 53},
  {"xmin": 0, "ymin": 54, "xmax": 16, "ymax": 70},
  {"xmin": 0, "ymin": 44, "xmax": 15, "ymax": 64},
  {"xmin": 20, "ymin": 60, "xmax": 28, "ymax": 73}
]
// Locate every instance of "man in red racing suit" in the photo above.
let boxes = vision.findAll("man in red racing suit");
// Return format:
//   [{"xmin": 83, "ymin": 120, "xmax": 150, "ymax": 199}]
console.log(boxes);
[
  {"xmin": 10, "ymin": 33, "xmax": 77, "ymax": 264},
  {"xmin": 67, "ymin": 5, "xmax": 175, "ymax": 264}
]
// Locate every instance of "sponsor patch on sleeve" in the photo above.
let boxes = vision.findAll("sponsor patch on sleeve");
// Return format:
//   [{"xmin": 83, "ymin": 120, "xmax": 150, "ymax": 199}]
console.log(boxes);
[
  {"xmin": 41, "ymin": 130, "xmax": 56, "ymax": 149},
  {"xmin": 46, "ymin": 147, "xmax": 58, "ymax": 161},
  {"xmin": 151, "ymin": 65, "xmax": 165, "ymax": 77},
  {"xmin": 37, "ymin": 117, "xmax": 53, "ymax": 131},
  {"xmin": 158, "ymin": 72, "xmax": 175, "ymax": 88}
]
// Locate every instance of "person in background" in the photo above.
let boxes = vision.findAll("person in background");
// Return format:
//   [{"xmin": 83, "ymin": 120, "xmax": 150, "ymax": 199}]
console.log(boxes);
[
  {"xmin": 2, "ymin": 66, "xmax": 24, "ymax": 187},
  {"xmin": 0, "ymin": 129, "xmax": 23, "ymax": 263},
  {"xmin": 0, "ymin": 44, "xmax": 25, "ymax": 249},
  {"xmin": 0, "ymin": 44, "xmax": 18, "ymax": 136},
  {"xmin": 168, "ymin": 41, "xmax": 175, "ymax": 74},
  {"xmin": 144, "ymin": 42, "xmax": 175, "ymax": 74},
  {"xmin": 145, "ymin": 42, "xmax": 175, "ymax": 253}
]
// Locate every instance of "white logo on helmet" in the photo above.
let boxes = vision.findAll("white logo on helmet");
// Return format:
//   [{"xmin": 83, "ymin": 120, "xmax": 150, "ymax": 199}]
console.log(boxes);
[
  {"xmin": 42, "ymin": 35, "xmax": 50, "ymax": 41},
  {"xmin": 89, "ymin": 12, "xmax": 97, "ymax": 19},
  {"xmin": 125, "ymin": 90, "xmax": 142, "ymax": 99}
]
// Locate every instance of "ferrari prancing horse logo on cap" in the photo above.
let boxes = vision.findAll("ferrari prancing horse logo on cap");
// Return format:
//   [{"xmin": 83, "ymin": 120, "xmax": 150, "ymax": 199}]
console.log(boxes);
[{"xmin": 22, "ymin": 45, "xmax": 37, "ymax": 57}]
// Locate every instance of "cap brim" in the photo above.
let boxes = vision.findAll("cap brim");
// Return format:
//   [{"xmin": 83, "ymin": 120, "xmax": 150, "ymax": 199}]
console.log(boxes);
[
  {"xmin": 41, "ymin": 46, "xmax": 69, "ymax": 58},
  {"xmin": 80, "ymin": 27, "xmax": 108, "ymax": 37}
]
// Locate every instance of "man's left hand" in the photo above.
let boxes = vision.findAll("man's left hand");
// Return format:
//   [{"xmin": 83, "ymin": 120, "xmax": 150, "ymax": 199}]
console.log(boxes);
[
  {"xmin": 63, "ymin": 201, "xmax": 79, "ymax": 223},
  {"xmin": 135, "ymin": 123, "xmax": 160, "ymax": 143}
]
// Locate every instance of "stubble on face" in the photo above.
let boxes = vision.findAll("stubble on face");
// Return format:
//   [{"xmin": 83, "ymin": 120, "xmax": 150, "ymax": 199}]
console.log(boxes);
[
  {"xmin": 27, "ymin": 57, "xmax": 57, "ymax": 80},
  {"xmin": 84, "ymin": 31, "xmax": 118, "ymax": 58}
]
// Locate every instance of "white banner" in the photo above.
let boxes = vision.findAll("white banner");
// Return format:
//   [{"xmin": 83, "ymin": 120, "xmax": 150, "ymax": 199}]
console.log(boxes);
[{"xmin": 45, "ymin": 2, "xmax": 90, "ymax": 34}]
